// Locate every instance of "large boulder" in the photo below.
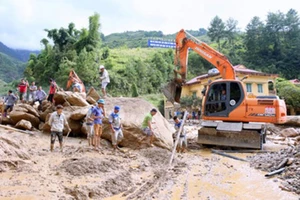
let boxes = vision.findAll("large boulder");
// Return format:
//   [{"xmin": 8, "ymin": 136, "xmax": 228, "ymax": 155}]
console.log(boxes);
[
  {"xmin": 66, "ymin": 93, "xmax": 89, "ymax": 107},
  {"xmin": 9, "ymin": 111, "xmax": 40, "ymax": 128},
  {"xmin": 280, "ymin": 128, "xmax": 300, "ymax": 137},
  {"xmin": 43, "ymin": 107, "xmax": 82, "ymax": 136},
  {"xmin": 82, "ymin": 97, "xmax": 174, "ymax": 150},
  {"xmin": 15, "ymin": 119, "xmax": 32, "ymax": 130},
  {"xmin": 70, "ymin": 106, "xmax": 90, "ymax": 121},
  {"xmin": 86, "ymin": 96, "xmax": 96, "ymax": 105},
  {"xmin": 17, "ymin": 104, "xmax": 40, "ymax": 118},
  {"xmin": 40, "ymin": 106, "xmax": 55, "ymax": 122},
  {"xmin": 1, "ymin": 117, "xmax": 13, "ymax": 125},
  {"xmin": 86, "ymin": 87, "xmax": 101, "ymax": 101},
  {"xmin": 284, "ymin": 116, "xmax": 300, "ymax": 127},
  {"xmin": 53, "ymin": 91, "xmax": 72, "ymax": 105}
]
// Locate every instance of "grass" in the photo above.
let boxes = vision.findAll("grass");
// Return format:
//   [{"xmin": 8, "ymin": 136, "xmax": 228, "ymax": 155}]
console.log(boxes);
[{"xmin": 140, "ymin": 93, "xmax": 164, "ymax": 108}]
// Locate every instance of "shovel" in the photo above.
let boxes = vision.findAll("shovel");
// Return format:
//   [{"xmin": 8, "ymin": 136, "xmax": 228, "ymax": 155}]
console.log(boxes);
[{"xmin": 64, "ymin": 129, "xmax": 72, "ymax": 144}]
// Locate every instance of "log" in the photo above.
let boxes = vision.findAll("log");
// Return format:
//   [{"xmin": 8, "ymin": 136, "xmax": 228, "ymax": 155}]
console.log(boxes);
[
  {"xmin": 276, "ymin": 158, "xmax": 288, "ymax": 170},
  {"xmin": 211, "ymin": 149, "xmax": 248, "ymax": 162},
  {"xmin": 0, "ymin": 124, "xmax": 34, "ymax": 135}
]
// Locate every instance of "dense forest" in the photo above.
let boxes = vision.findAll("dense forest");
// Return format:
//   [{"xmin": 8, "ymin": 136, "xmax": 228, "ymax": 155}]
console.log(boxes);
[{"xmin": 1, "ymin": 8, "xmax": 299, "ymax": 106}]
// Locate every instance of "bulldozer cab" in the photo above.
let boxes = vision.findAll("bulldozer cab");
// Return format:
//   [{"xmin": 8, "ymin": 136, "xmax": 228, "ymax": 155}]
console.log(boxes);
[{"xmin": 203, "ymin": 81, "xmax": 245, "ymax": 117}]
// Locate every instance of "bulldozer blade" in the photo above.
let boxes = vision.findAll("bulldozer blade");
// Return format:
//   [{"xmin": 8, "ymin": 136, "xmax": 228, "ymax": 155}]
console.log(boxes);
[
  {"xmin": 161, "ymin": 80, "xmax": 182, "ymax": 104},
  {"xmin": 198, "ymin": 127, "xmax": 263, "ymax": 149}
]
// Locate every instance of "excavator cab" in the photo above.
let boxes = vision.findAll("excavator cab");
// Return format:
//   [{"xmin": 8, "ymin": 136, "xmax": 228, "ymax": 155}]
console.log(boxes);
[{"xmin": 203, "ymin": 81, "xmax": 244, "ymax": 117}]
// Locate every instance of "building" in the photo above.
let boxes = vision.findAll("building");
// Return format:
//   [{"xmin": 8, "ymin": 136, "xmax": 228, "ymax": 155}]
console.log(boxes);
[
  {"xmin": 181, "ymin": 65, "xmax": 277, "ymax": 98},
  {"xmin": 164, "ymin": 65, "xmax": 277, "ymax": 119},
  {"xmin": 289, "ymin": 79, "xmax": 300, "ymax": 85}
]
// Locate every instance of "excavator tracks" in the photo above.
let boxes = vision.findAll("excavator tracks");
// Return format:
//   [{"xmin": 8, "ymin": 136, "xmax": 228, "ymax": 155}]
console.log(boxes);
[{"xmin": 198, "ymin": 121, "xmax": 266, "ymax": 149}]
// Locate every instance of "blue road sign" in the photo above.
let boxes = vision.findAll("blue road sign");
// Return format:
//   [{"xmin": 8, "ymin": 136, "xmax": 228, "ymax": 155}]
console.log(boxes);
[{"xmin": 148, "ymin": 39, "xmax": 176, "ymax": 49}]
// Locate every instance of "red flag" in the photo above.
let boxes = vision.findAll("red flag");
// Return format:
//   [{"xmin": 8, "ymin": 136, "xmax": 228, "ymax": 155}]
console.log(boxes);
[{"xmin": 66, "ymin": 70, "xmax": 86, "ymax": 93}]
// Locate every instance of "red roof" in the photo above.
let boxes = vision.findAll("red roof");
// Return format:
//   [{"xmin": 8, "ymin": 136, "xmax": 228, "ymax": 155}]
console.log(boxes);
[
  {"xmin": 289, "ymin": 79, "xmax": 300, "ymax": 84},
  {"xmin": 185, "ymin": 65, "xmax": 275, "ymax": 85}
]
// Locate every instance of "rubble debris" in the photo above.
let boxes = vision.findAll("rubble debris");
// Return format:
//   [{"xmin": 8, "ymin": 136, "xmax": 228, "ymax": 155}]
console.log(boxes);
[{"xmin": 249, "ymin": 145, "xmax": 300, "ymax": 194}]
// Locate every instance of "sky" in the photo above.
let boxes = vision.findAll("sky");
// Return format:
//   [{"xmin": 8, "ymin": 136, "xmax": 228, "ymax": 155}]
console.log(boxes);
[{"xmin": 0, "ymin": 0, "xmax": 299, "ymax": 50}]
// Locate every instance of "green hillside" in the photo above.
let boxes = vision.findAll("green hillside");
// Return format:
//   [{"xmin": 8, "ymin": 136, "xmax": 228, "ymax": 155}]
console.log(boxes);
[
  {"xmin": 0, "ymin": 42, "xmax": 40, "ymax": 62},
  {"xmin": 102, "ymin": 29, "xmax": 209, "ymax": 49},
  {"xmin": 0, "ymin": 52, "xmax": 26, "ymax": 82}
]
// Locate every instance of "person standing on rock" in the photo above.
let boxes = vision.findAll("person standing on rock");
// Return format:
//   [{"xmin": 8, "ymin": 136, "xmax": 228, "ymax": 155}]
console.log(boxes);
[
  {"xmin": 48, "ymin": 105, "xmax": 71, "ymax": 152},
  {"xmin": 29, "ymin": 81, "xmax": 37, "ymax": 102},
  {"xmin": 92, "ymin": 99, "xmax": 106, "ymax": 149},
  {"xmin": 99, "ymin": 65, "xmax": 110, "ymax": 97},
  {"xmin": 141, "ymin": 108, "xmax": 157, "ymax": 147},
  {"xmin": 86, "ymin": 105, "xmax": 95, "ymax": 146},
  {"xmin": 32, "ymin": 86, "xmax": 47, "ymax": 111},
  {"xmin": 47, "ymin": 78, "xmax": 57, "ymax": 105},
  {"xmin": 18, "ymin": 79, "xmax": 28, "ymax": 103},
  {"xmin": 3, "ymin": 90, "xmax": 17, "ymax": 117},
  {"xmin": 173, "ymin": 116, "xmax": 187, "ymax": 153},
  {"xmin": 109, "ymin": 106, "xmax": 123, "ymax": 150}
]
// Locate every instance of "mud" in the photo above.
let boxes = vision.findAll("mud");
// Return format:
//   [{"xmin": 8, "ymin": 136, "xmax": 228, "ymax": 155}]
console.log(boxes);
[{"xmin": 0, "ymin": 126, "xmax": 299, "ymax": 200}]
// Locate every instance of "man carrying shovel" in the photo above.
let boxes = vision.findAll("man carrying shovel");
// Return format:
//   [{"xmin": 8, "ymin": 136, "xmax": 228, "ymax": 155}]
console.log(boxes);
[{"xmin": 48, "ymin": 105, "xmax": 71, "ymax": 152}]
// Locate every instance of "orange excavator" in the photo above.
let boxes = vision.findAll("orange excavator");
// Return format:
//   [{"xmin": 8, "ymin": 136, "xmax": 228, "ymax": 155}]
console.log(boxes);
[{"xmin": 163, "ymin": 29, "xmax": 287, "ymax": 149}]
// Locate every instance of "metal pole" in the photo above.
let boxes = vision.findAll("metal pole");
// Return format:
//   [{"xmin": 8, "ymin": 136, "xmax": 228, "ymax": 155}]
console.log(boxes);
[{"xmin": 169, "ymin": 111, "xmax": 188, "ymax": 166}]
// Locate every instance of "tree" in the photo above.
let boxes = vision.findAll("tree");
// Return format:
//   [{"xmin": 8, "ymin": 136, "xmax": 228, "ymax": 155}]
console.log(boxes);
[
  {"xmin": 131, "ymin": 83, "xmax": 139, "ymax": 97},
  {"xmin": 24, "ymin": 13, "xmax": 102, "ymax": 87},
  {"xmin": 207, "ymin": 16, "xmax": 226, "ymax": 51}
]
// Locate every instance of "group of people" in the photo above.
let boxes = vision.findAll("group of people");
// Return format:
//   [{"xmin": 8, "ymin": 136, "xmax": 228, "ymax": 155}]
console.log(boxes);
[
  {"xmin": 3, "ymin": 64, "xmax": 188, "ymax": 153},
  {"xmin": 17, "ymin": 79, "xmax": 53, "ymax": 104},
  {"xmin": 48, "ymin": 101, "xmax": 159, "ymax": 152},
  {"xmin": 2, "ymin": 80, "xmax": 51, "ymax": 117}
]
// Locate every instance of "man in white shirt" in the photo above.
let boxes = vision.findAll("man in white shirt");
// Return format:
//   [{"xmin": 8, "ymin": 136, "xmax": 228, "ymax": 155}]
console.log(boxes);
[
  {"xmin": 99, "ymin": 65, "xmax": 110, "ymax": 97},
  {"xmin": 48, "ymin": 105, "xmax": 71, "ymax": 152}
]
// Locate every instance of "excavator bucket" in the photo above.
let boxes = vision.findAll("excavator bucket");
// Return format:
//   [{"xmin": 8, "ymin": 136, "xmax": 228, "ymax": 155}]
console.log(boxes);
[
  {"xmin": 198, "ymin": 121, "xmax": 265, "ymax": 149},
  {"xmin": 161, "ymin": 80, "xmax": 182, "ymax": 104}
]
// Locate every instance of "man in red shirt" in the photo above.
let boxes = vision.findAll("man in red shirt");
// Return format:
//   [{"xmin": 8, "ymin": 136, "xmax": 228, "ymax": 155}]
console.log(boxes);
[
  {"xmin": 18, "ymin": 79, "xmax": 28, "ymax": 103},
  {"xmin": 47, "ymin": 78, "xmax": 57, "ymax": 104}
]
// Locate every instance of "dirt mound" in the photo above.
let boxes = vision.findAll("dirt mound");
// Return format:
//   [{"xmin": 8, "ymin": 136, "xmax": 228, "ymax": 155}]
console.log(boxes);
[
  {"xmin": 60, "ymin": 157, "xmax": 123, "ymax": 176},
  {"xmin": 249, "ymin": 145, "xmax": 300, "ymax": 194},
  {"xmin": 0, "ymin": 135, "xmax": 30, "ymax": 172},
  {"xmin": 139, "ymin": 147, "xmax": 171, "ymax": 166}
]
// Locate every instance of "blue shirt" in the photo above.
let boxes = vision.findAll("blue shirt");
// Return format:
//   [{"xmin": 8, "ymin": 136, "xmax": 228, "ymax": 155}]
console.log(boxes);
[
  {"xmin": 109, "ymin": 112, "xmax": 121, "ymax": 130},
  {"xmin": 174, "ymin": 120, "xmax": 186, "ymax": 137},
  {"xmin": 92, "ymin": 106, "xmax": 103, "ymax": 124}
]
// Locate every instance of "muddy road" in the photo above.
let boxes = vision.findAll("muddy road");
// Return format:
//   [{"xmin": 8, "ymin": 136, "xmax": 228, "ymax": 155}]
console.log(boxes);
[{"xmin": 0, "ymin": 127, "xmax": 299, "ymax": 200}]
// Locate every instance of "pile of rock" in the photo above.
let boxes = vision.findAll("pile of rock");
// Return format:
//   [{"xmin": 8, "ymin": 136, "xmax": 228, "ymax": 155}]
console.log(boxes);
[
  {"xmin": 249, "ymin": 145, "xmax": 300, "ymax": 194},
  {"xmin": 2, "ymin": 87, "xmax": 174, "ymax": 150}
]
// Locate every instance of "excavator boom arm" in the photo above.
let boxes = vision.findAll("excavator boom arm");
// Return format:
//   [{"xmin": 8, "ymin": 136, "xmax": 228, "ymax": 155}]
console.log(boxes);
[{"xmin": 175, "ymin": 29, "xmax": 235, "ymax": 81}]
